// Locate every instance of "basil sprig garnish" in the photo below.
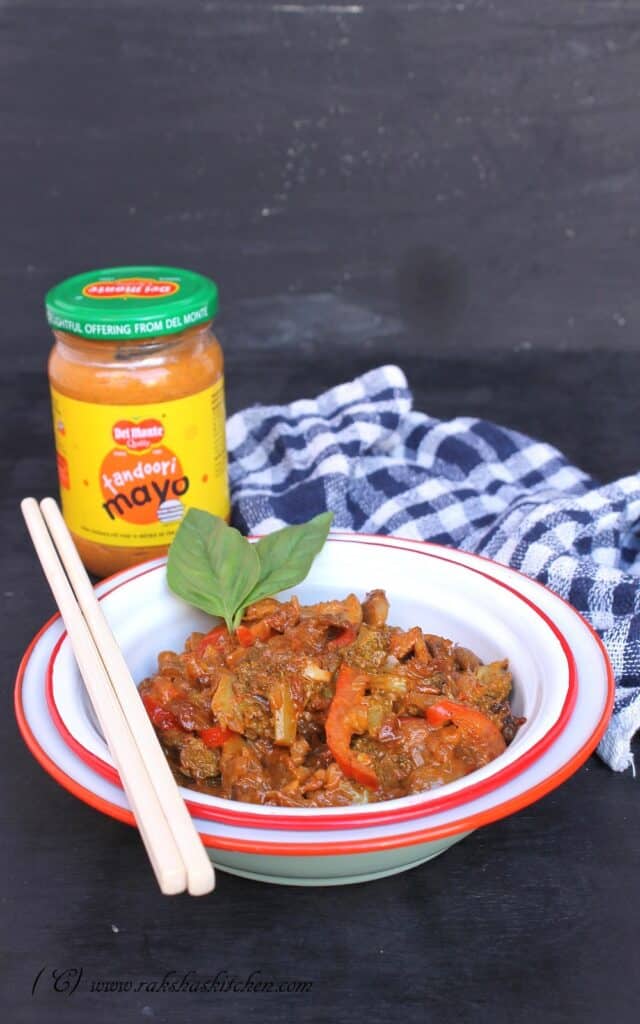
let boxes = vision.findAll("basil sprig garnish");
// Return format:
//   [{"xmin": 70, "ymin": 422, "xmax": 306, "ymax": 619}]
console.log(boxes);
[{"xmin": 167, "ymin": 509, "xmax": 333, "ymax": 631}]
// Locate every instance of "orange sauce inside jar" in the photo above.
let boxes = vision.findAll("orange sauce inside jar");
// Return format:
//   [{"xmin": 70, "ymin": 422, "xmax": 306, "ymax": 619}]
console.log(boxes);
[{"xmin": 46, "ymin": 267, "xmax": 230, "ymax": 577}]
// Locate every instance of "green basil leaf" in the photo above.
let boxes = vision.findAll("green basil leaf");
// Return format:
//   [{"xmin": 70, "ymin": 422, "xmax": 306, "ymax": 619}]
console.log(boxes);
[
  {"xmin": 167, "ymin": 509, "xmax": 261, "ymax": 632},
  {"xmin": 243, "ymin": 511, "xmax": 334, "ymax": 608}
]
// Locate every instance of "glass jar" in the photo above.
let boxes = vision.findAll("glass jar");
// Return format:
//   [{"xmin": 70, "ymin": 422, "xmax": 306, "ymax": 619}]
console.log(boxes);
[{"xmin": 46, "ymin": 266, "xmax": 230, "ymax": 577}]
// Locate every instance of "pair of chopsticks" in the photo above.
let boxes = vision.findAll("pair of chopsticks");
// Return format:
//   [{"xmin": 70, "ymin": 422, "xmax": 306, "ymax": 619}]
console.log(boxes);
[{"xmin": 21, "ymin": 497, "xmax": 215, "ymax": 896}]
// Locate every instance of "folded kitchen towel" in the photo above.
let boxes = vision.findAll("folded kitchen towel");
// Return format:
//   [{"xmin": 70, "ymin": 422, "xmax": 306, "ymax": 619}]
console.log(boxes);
[{"xmin": 226, "ymin": 364, "xmax": 640, "ymax": 772}]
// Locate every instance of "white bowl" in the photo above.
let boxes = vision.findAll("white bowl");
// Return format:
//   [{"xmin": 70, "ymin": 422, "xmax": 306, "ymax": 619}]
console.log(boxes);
[
  {"xmin": 16, "ymin": 535, "xmax": 613, "ymax": 885},
  {"xmin": 48, "ymin": 538, "xmax": 574, "ymax": 827}
]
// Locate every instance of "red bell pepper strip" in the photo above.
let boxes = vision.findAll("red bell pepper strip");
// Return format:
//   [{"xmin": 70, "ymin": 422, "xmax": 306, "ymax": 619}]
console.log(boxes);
[
  {"xmin": 425, "ymin": 702, "xmax": 457, "ymax": 728},
  {"xmin": 325, "ymin": 665, "xmax": 378, "ymax": 790},
  {"xmin": 425, "ymin": 700, "xmax": 506, "ymax": 757},
  {"xmin": 327, "ymin": 625, "xmax": 358, "ymax": 649},
  {"xmin": 235, "ymin": 625, "xmax": 256, "ymax": 648},
  {"xmin": 199, "ymin": 725, "xmax": 235, "ymax": 748},
  {"xmin": 235, "ymin": 621, "xmax": 272, "ymax": 647},
  {"xmin": 196, "ymin": 624, "xmax": 228, "ymax": 657},
  {"xmin": 142, "ymin": 696, "xmax": 181, "ymax": 732}
]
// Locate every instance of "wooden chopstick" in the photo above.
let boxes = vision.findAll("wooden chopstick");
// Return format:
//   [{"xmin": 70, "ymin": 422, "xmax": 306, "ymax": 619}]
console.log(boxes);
[
  {"xmin": 22, "ymin": 497, "xmax": 215, "ymax": 896},
  {"xmin": 38, "ymin": 497, "xmax": 215, "ymax": 896},
  {"xmin": 21, "ymin": 498, "xmax": 186, "ymax": 894}
]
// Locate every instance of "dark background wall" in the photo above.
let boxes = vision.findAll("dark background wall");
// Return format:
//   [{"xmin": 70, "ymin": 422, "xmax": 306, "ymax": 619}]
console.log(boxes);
[{"xmin": 3, "ymin": 0, "xmax": 639, "ymax": 492}]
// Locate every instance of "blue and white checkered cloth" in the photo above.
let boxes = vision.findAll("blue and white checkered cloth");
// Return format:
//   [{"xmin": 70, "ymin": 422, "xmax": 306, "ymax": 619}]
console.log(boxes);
[{"xmin": 226, "ymin": 364, "xmax": 640, "ymax": 772}]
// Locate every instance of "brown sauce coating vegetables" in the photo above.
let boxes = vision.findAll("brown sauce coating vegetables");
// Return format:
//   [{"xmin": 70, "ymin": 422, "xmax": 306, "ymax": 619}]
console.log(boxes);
[{"xmin": 139, "ymin": 590, "xmax": 525, "ymax": 806}]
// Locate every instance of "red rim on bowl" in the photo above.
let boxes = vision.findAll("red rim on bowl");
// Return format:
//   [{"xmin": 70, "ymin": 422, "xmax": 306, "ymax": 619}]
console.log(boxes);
[
  {"xmin": 14, "ymin": 571, "xmax": 615, "ymax": 857},
  {"xmin": 44, "ymin": 539, "xmax": 578, "ymax": 830}
]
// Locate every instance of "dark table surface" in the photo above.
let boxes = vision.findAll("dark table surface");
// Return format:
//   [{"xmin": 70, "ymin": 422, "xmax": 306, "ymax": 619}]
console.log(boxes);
[{"xmin": 2, "ymin": 2, "xmax": 639, "ymax": 1022}]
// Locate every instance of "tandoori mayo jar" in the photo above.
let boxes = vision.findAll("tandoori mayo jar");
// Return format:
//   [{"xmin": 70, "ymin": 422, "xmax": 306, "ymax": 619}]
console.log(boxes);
[{"xmin": 46, "ymin": 265, "xmax": 230, "ymax": 577}]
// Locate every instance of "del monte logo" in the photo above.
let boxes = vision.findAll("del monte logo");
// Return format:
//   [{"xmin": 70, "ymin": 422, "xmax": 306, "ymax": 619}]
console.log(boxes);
[
  {"xmin": 82, "ymin": 277, "xmax": 180, "ymax": 300},
  {"xmin": 112, "ymin": 418, "xmax": 165, "ymax": 452}
]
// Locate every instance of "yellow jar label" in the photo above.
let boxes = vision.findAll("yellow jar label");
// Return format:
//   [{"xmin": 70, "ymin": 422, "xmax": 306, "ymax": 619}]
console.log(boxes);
[{"xmin": 50, "ymin": 380, "xmax": 230, "ymax": 548}]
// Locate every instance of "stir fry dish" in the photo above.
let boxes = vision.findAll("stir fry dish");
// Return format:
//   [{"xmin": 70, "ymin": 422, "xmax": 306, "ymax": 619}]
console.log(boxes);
[{"xmin": 139, "ymin": 591, "xmax": 524, "ymax": 806}]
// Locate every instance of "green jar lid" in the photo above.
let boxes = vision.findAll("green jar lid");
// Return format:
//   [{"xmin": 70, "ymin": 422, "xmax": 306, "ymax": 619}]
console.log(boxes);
[{"xmin": 45, "ymin": 265, "xmax": 219, "ymax": 341}]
